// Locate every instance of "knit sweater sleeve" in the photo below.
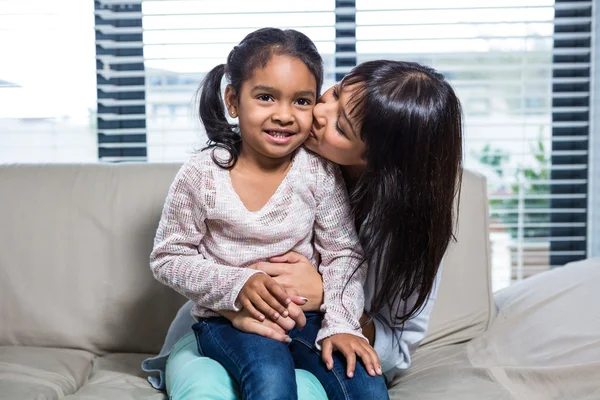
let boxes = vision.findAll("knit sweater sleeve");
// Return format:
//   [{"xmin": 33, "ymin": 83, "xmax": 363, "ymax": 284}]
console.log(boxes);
[
  {"xmin": 150, "ymin": 158, "xmax": 263, "ymax": 312},
  {"xmin": 312, "ymin": 159, "xmax": 367, "ymax": 346}
]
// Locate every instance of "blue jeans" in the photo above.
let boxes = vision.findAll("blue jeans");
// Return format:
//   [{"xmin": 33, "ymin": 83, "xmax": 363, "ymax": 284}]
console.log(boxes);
[
  {"xmin": 165, "ymin": 332, "xmax": 327, "ymax": 399},
  {"xmin": 193, "ymin": 312, "xmax": 389, "ymax": 400}
]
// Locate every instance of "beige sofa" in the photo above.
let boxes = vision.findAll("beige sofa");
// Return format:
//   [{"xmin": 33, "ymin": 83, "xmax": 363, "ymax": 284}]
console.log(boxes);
[{"xmin": 1, "ymin": 163, "xmax": 599, "ymax": 400}]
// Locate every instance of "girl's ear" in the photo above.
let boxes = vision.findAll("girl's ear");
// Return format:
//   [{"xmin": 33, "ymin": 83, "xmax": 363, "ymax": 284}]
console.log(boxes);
[{"xmin": 224, "ymin": 85, "xmax": 239, "ymax": 118}]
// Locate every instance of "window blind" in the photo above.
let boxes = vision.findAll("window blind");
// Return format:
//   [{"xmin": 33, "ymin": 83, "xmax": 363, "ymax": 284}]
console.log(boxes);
[
  {"xmin": 352, "ymin": 0, "xmax": 592, "ymax": 290},
  {"xmin": 0, "ymin": 0, "xmax": 97, "ymax": 163},
  {"xmin": 138, "ymin": 0, "xmax": 336, "ymax": 162}
]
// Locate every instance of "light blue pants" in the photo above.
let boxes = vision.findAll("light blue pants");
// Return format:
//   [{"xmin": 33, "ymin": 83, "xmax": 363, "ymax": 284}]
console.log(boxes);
[{"xmin": 165, "ymin": 333, "xmax": 328, "ymax": 399}]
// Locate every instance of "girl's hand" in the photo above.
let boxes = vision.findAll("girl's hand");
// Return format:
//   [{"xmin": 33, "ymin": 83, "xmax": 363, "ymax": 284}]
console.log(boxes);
[
  {"xmin": 237, "ymin": 273, "xmax": 291, "ymax": 321},
  {"xmin": 220, "ymin": 308, "xmax": 292, "ymax": 343},
  {"xmin": 250, "ymin": 251, "xmax": 324, "ymax": 312},
  {"xmin": 321, "ymin": 334, "xmax": 382, "ymax": 378}
]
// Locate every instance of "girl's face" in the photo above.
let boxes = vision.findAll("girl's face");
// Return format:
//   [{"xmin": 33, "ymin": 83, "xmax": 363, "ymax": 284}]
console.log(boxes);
[
  {"xmin": 304, "ymin": 84, "xmax": 367, "ymax": 167},
  {"xmin": 225, "ymin": 54, "xmax": 317, "ymax": 161}
]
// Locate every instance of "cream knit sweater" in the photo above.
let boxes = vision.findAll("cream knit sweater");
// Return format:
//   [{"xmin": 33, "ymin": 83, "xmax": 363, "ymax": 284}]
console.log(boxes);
[{"xmin": 150, "ymin": 147, "xmax": 366, "ymax": 343}]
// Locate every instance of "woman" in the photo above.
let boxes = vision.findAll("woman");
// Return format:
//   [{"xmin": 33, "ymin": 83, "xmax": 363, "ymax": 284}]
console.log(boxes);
[{"xmin": 143, "ymin": 60, "xmax": 463, "ymax": 399}]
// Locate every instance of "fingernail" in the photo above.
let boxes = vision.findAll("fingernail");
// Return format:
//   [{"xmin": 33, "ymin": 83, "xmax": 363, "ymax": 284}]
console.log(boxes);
[
  {"xmin": 285, "ymin": 298, "xmax": 291, "ymax": 304},
  {"xmin": 259, "ymin": 315, "xmax": 265, "ymax": 320},
  {"xmin": 377, "ymin": 366, "xmax": 382, "ymax": 374},
  {"xmin": 285, "ymin": 337, "xmax": 292, "ymax": 344},
  {"xmin": 273, "ymin": 313, "xmax": 280, "ymax": 319},
  {"xmin": 282, "ymin": 310, "xmax": 289, "ymax": 317},
  {"xmin": 370, "ymin": 368, "xmax": 376, "ymax": 376},
  {"xmin": 348, "ymin": 371, "xmax": 354, "ymax": 378},
  {"xmin": 299, "ymin": 297, "xmax": 309, "ymax": 303}
]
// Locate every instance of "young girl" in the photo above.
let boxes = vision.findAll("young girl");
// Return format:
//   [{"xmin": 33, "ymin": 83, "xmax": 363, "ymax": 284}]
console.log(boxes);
[{"xmin": 150, "ymin": 28, "xmax": 388, "ymax": 400}]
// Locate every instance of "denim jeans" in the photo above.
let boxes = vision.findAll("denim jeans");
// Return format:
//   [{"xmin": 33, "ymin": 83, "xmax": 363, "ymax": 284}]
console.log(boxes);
[{"xmin": 193, "ymin": 312, "xmax": 389, "ymax": 400}]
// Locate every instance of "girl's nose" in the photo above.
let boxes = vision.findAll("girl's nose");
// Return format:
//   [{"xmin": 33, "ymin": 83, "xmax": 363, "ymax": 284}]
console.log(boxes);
[{"xmin": 273, "ymin": 104, "xmax": 293, "ymax": 124}]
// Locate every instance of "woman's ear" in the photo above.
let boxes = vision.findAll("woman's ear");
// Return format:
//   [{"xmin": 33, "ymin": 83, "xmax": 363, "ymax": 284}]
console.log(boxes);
[{"xmin": 224, "ymin": 85, "xmax": 238, "ymax": 118}]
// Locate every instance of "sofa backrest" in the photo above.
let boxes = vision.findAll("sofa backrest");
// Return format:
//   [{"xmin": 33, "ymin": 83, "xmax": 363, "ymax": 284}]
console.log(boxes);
[{"xmin": 0, "ymin": 164, "xmax": 493, "ymax": 354}]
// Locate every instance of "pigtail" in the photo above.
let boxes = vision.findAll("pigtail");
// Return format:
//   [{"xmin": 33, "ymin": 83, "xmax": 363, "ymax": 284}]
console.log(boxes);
[{"xmin": 198, "ymin": 64, "xmax": 241, "ymax": 169}]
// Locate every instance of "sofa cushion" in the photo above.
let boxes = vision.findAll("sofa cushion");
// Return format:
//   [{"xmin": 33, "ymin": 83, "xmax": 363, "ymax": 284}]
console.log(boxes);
[
  {"xmin": 0, "ymin": 164, "xmax": 186, "ymax": 355},
  {"xmin": 64, "ymin": 354, "xmax": 165, "ymax": 400},
  {"xmin": 390, "ymin": 343, "xmax": 513, "ymax": 400},
  {"xmin": 465, "ymin": 258, "xmax": 600, "ymax": 400},
  {"xmin": 421, "ymin": 170, "xmax": 495, "ymax": 349},
  {"xmin": 0, "ymin": 346, "xmax": 94, "ymax": 400}
]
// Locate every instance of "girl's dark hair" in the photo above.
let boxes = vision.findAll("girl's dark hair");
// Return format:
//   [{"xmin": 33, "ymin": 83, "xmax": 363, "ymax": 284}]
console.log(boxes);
[
  {"xmin": 343, "ymin": 60, "xmax": 463, "ymax": 328},
  {"xmin": 198, "ymin": 28, "xmax": 323, "ymax": 168}
]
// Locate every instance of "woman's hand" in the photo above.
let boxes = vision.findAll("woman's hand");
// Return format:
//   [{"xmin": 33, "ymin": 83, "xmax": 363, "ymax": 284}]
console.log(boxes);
[
  {"xmin": 220, "ymin": 308, "xmax": 292, "ymax": 343},
  {"xmin": 321, "ymin": 334, "xmax": 382, "ymax": 378},
  {"xmin": 249, "ymin": 252, "xmax": 324, "ymax": 311}
]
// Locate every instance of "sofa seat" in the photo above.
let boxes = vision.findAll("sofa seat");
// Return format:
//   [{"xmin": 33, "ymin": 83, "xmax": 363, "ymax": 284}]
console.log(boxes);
[
  {"xmin": 0, "ymin": 348, "xmax": 165, "ymax": 400},
  {"xmin": 388, "ymin": 258, "xmax": 600, "ymax": 400},
  {"xmin": 0, "ymin": 346, "xmax": 94, "ymax": 399}
]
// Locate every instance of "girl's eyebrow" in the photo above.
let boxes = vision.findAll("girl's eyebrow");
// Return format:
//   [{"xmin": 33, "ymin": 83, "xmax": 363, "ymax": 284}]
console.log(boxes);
[
  {"xmin": 251, "ymin": 85, "xmax": 279, "ymax": 94},
  {"xmin": 251, "ymin": 85, "xmax": 315, "ymax": 99}
]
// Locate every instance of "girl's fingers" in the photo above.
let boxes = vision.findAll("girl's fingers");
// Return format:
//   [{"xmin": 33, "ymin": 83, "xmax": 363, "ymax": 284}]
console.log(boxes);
[
  {"xmin": 241, "ymin": 299, "xmax": 265, "ymax": 321},
  {"xmin": 341, "ymin": 347, "xmax": 357, "ymax": 378},
  {"xmin": 250, "ymin": 293, "xmax": 283, "ymax": 321},
  {"xmin": 321, "ymin": 339, "xmax": 334, "ymax": 370},
  {"xmin": 258, "ymin": 288, "xmax": 289, "ymax": 318},
  {"xmin": 366, "ymin": 345, "xmax": 383, "ymax": 376},
  {"xmin": 356, "ymin": 344, "xmax": 377, "ymax": 377},
  {"xmin": 265, "ymin": 280, "xmax": 291, "ymax": 308}
]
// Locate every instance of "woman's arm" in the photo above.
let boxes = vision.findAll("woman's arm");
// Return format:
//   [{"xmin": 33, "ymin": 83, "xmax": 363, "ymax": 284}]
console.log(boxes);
[{"xmin": 371, "ymin": 265, "xmax": 443, "ymax": 377}]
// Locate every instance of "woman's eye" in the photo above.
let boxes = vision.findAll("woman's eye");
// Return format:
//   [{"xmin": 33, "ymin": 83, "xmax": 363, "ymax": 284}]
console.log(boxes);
[
  {"xmin": 257, "ymin": 94, "xmax": 273, "ymax": 102},
  {"xmin": 332, "ymin": 86, "xmax": 339, "ymax": 100},
  {"xmin": 335, "ymin": 119, "xmax": 346, "ymax": 137},
  {"xmin": 296, "ymin": 98, "xmax": 312, "ymax": 106}
]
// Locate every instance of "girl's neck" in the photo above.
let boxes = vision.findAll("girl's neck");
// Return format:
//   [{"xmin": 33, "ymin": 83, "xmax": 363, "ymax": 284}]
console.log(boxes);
[{"xmin": 236, "ymin": 143, "xmax": 294, "ymax": 174}]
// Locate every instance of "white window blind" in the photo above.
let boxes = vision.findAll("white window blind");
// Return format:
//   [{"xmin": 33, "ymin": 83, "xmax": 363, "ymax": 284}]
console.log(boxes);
[
  {"xmin": 140, "ymin": 0, "xmax": 336, "ymax": 162},
  {"xmin": 353, "ymin": 0, "xmax": 592, "ymax": 290},
  {"xmin": 0, "ymin": 0, "xmax": 97, "ymax": 163}
]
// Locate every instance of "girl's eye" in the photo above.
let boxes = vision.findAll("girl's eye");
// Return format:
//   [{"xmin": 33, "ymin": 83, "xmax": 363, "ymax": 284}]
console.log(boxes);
[
  {"xmin": 257, "ymin": 94, "xmax": 273, "ymax": 102},
  {"xmin": 296, "ymin": 98, "xmax": 312, "ymax": 106}
]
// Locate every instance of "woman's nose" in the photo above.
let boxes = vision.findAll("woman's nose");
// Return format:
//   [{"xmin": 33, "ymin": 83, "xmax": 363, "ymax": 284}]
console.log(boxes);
[{"xmin": 312, "ymin": 102, "xmax": 327, "ymax": 128}]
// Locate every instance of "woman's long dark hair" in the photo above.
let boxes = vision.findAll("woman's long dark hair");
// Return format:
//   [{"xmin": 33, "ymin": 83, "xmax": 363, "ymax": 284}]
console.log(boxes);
[
  {"xmin": 344, "ymin": 60, "xmax": 463, "ymax": 327},
  {"xmin": 197, "ymin": 28, "xmax": 323, "ymax": 168}
]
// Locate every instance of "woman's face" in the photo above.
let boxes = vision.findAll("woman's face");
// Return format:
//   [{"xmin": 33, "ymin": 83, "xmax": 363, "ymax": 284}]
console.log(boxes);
[{"xmin": 304, "ymin": 84, "xmax": 367, "ymax": 166}]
